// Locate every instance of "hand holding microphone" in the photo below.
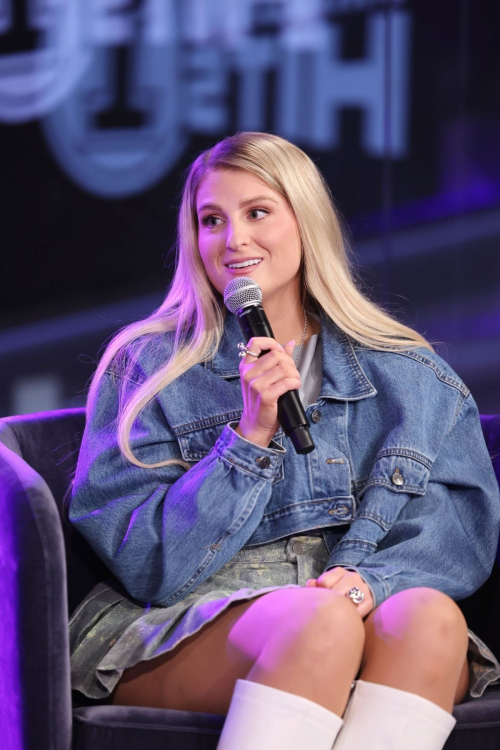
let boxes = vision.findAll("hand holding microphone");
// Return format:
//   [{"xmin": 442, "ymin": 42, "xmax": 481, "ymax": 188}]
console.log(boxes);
[
  {"xmin": 236, "ymin": 337, "xmax": 301, "ymax": 448},
  {"xmin": 224, "ymin": 277, "xmax": 315, "ymax": 454}
]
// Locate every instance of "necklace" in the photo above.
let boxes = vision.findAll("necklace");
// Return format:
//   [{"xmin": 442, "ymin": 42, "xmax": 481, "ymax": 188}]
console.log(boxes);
[{"xmin": 293, "ymin": 306, "xmax": 308, "ymax": 366}]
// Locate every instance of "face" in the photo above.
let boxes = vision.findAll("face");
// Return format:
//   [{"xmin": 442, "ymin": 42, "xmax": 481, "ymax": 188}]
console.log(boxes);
[{"xmin": 196, "ymin": 169, "xmax": 302, "ymax": 305}]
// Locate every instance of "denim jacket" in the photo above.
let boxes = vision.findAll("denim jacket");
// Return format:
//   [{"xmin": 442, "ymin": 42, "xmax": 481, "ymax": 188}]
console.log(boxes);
[{"xmin": 69, "ymin": 309, "xmax": 500, "ymax": 609}]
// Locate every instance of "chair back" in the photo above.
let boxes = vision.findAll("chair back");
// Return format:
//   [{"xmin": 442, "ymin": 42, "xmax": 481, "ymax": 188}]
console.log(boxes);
[{"xmin": 0, "ymin": 408, "xmax": 110, "ymax": 615}]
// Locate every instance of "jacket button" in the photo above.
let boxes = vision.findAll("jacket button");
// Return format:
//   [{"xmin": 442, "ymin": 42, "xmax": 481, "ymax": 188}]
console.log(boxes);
[
  {"xmin": 292, "ymin": 541, "xmax": 305, "ymax": 554},
  {"xmin": 391, "ymin": 468, "xmax": 404, "ymax": 486},
  {"xmin": 311, "ymin": 409, "xmax": 322, "ymax": 423},
  {"xmin": 256, "ymin": 456, "xmax": 271, "ymax": 469}
]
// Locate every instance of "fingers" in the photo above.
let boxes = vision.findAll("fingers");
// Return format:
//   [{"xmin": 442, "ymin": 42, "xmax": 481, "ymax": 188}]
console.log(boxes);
[
  {"xmin": 350, "ymin": 595, "xmax": 373, "ymax": 619},
  {"xmin": 240, "ymin": 339, "xmax": 300, "ymax": 389},
  {"xmin": 249, "ymin": 355, "xmax": 300, "ymax": 387},
  {"xmin": 239, "ymin": 338, "xmax": 297, "ymax": 373},
  {"xmin": 239, "ymin": 337, "xmax": 294, "ymax": 362},
  {"xmin": 317, "ymin": 569, "xmax": 360, "ymax": 597},
  {"xmin": 259, "ymin": 376, "xmax": 302, "ymax": 402},
  {"xmin": 305, "ymin": 568, "xmax": 345, "ymax": 591},
  {"xmin": 306, "ymin": 569, "xmax": 374, "ymax": 618},
  {"xmin": 239, "ymin": 336, "xmax": 285, "ymax": 362},
  {"xmin": 237, "ymin": 336, "xmax": 301, "ymax": 443},
  {"xmin": 316, "ymin": 567, "xmax": 345, "ymax": 588}
]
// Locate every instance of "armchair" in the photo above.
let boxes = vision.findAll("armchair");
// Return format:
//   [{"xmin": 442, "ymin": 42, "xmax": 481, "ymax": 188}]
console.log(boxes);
[{"xmin": 1, "ymin": 408, "xmax": 499, "ymax": 750}]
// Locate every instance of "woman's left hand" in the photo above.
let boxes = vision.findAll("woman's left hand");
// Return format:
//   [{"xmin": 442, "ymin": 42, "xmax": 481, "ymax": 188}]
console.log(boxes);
[{"xmin": 306, "ymin": 567, "xmax": 374, "ymax": 619}]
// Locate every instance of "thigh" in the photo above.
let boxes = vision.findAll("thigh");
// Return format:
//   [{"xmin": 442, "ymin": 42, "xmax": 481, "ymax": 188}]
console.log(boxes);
[
  {"xmin": 110, "ymin": 594, "xmax": 263, "ymax": 715},
  {"xmin": 111, "ymin": 585, "xmax": 349, "ymax": 714},
  {"xmin": 110, "ymin": 587, "xmax": 312, "ymax": 713}
]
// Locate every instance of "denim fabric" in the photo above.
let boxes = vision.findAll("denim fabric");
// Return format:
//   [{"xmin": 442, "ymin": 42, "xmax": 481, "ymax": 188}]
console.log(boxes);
[{"xmin": 69, "ymin": 309, "xmax": 500, "ymax": 611}]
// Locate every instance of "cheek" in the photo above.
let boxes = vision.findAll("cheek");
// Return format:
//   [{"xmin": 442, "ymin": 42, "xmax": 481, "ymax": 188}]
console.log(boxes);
[
  {"xmin": 198, "ymin": 236, "xmax": 219, "ymax": 266},
  {"xmin": 271, "ymin": 220, "xmax": 301, "ymax": 265},
  {"xmin": 198, "ymin": 239, "xmax": 225, "ymax": 289}
]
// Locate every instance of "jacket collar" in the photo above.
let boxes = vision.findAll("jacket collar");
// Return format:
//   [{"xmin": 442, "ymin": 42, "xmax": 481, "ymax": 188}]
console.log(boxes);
[{"xmin": 205, "ymin": 308, "xmax": 377, "ymax": 402}]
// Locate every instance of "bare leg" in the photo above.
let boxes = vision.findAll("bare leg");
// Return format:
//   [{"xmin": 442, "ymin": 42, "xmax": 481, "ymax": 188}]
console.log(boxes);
[
  {"xmin": 112, "ymin": 586, "xmax": 364, "ymax": 717},
  {"xmin": 360, "ymin": 587, "xmax": 470, "ymax": 712}
]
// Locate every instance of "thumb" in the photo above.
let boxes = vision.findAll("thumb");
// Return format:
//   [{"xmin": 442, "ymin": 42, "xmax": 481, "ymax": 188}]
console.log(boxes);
[{"xmin": 283, "ymin": 339, "xmax": 295, "ymax": 356}]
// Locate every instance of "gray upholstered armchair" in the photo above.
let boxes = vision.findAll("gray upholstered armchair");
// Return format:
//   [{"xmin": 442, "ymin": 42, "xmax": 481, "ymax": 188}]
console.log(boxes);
[{"xmin": 1, "ymin": 408, "xmax": 500, "ymax": 750}]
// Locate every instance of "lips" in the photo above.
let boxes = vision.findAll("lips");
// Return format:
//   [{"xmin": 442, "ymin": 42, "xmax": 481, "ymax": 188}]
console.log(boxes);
[
  {"xmin": 225, "ymin": 266, "xmax": 262, "ymax": 275},
  {"xmin": 224, "ymin": 258, "xmax": 263, "ymax": 268},
  {"xmin": 225, "ymin": 259, "xmax": 263, "ymax": 275}
]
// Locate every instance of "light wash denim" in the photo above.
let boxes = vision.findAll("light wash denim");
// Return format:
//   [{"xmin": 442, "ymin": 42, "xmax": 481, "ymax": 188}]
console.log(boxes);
[{"xmin": 69, "ymin": 308, "xmax": 500, "ymax": 610}]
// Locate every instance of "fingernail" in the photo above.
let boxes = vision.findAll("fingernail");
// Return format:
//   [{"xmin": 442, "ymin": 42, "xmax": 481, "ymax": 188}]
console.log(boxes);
[{"xmin": 287, "ymin": 339, "xmax": 295, "ymax": 347}]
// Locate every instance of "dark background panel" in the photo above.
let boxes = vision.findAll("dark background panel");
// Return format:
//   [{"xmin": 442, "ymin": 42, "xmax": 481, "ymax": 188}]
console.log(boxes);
[{"xmin": 1, "ymin": 0, "xmax": 498, "ymax": 416}]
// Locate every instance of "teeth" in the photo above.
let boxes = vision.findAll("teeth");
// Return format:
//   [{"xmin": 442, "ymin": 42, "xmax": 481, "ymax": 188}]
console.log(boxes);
[{"xmin": 227, "ymin": 259, "xmax": 263, "ymax": 269}]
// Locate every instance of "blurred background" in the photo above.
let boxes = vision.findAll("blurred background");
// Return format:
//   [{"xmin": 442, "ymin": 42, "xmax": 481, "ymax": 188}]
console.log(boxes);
[{"xmin": 1, "ymin": 0, "xmax": 499, "ymax": 417}]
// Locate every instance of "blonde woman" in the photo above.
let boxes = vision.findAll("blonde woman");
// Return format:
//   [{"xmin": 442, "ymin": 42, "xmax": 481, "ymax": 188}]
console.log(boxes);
[{"xmin": 68, "ymin": 132, "xmax": 500, "ymax": 749}]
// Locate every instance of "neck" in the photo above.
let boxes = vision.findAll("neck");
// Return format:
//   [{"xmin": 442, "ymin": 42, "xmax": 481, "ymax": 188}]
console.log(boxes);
[{"xmin": 262, "ymin": 296, "xmax": 319, "ymax": 346}]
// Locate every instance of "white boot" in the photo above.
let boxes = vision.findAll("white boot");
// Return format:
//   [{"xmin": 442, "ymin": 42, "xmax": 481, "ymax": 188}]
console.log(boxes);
[
  {"xmin": 216, "ymin": 678, "xmax": 344, "ymax": 750},
  {"xmin": 334, "ymin": 679, "xmax": 457, "ymax": 750}
]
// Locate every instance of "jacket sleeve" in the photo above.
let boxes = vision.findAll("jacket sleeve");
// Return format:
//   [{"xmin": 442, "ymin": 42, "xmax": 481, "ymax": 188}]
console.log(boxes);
[
  {"xmin": 324, "ymin": 393, "xmax": 500, "ymax": 608},
  {"xmin": 69, "ymin": 371, "xmax": 286, "ymax": 606}
]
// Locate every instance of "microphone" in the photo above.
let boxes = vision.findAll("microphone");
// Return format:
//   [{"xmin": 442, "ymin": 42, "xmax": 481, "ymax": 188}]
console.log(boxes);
[{"xmin": 223, "ymin": 277, "xmax": 315, "ymax": 455}]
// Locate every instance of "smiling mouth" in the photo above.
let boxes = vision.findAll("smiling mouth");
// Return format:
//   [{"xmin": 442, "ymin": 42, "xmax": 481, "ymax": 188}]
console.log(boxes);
[{"xmin": 226, "ymin": 259, "xmax": 263, "ymax": 269}]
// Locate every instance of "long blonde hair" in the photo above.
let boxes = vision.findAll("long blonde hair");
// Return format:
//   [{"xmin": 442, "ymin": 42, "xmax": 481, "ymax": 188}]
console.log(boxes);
[{"xmin": 86, "ymin": 131, "xmax": 433, "ymax": 471}]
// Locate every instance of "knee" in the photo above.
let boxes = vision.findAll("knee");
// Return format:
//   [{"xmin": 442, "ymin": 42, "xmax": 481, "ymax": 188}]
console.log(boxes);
[
  {"xmin": 292, "ymin": 588, "xmax": 366, "ymax": 657},
  {"xmin": 229, "ymin": 586, "xmax": 365, "ymax": 665},
  {"xmin": 367, "ymin": 587, "xmax": 469, "ymax": 664}
]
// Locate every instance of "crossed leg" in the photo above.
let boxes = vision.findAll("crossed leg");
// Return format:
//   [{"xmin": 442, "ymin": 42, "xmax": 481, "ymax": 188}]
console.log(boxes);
[{"xmin": 111, "ymin": 586, "xmax": 470, "ymax": 717}]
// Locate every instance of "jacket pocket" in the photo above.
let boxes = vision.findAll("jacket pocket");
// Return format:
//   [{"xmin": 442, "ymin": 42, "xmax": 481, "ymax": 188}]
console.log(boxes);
[
  {"xmin": 354, "ymin": 450, "xmax": 432, "ymax": 531},
  {"xmin": 177, "ymin": 423, "xmax": 227, "ymax": 462}
]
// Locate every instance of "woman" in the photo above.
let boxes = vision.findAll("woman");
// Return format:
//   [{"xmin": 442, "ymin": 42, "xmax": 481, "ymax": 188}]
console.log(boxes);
[{"xmin": 68, "ymin": 132, "xmax": 500, "ymax": 750}]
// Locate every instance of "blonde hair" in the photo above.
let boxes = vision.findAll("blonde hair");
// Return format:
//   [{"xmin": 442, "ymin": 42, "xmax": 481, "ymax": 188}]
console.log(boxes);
[{"xmin": 86, "ymin": 131, "xmax": 433, "ymax": 471}]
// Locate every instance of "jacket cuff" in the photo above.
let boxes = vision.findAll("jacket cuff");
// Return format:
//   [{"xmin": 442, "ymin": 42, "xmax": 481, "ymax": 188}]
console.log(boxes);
[{"xmin": 214, "ymin": 422, "xmax": 286, "ymax": 480}]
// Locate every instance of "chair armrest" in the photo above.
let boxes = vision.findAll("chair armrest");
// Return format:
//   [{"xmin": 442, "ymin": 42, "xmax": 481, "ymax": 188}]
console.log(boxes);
[{"xmin": 0, "ymin": 442, "xmax": 72, "ymax": 750}]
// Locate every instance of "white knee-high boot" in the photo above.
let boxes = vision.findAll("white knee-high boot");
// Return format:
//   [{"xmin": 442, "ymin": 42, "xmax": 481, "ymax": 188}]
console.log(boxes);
[
  {"xmin": 334, "ymin": 679, "xmax": 457, "ymax": 750},
  {"xmin": 216, "ymin": 678, "xmax": 344, "ymax": 750}
]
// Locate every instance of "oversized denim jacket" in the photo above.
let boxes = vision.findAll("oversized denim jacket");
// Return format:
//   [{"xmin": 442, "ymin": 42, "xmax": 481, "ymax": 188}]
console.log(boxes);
[{"xmin": 69, "ymin": 309, "xmax": 500, "ymax": 610}]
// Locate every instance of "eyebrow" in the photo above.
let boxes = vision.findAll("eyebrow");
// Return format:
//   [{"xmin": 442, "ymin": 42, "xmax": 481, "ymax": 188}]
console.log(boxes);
[{"xmin": 197, "ymin": 195, "xmax": 279, "ymax": 213}]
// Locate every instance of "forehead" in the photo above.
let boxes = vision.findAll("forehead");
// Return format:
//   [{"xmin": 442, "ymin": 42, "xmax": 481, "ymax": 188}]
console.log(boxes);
[{"xmin": 196, "ymin": 169, "xmax": 280, "ymax": 208}]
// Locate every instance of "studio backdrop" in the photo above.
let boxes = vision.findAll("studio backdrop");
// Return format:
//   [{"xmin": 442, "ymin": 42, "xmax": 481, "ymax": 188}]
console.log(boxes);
[{"xmin": 1, "ymin": 0, "xmax": 499, "ymax": 416}]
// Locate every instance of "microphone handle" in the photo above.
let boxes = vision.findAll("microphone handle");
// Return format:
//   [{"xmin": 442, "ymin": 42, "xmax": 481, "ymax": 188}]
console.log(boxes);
[{"xmin": 235, "ymin": 305, "xmax": 315, "ymax": 455}]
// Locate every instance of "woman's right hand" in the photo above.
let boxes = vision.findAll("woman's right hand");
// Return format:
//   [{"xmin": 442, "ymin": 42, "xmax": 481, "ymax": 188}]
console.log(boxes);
[{"xmin": 235, "ymin": 337, "xmax": 301, "ymax": 448}]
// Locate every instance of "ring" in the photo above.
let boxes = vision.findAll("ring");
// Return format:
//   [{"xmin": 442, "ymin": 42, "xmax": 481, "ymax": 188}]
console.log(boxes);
[
  {"xmin": 237, "ymin": 342, "xmax": 259, "ymax": 358},
  {"xmin": 346, "ymin": 587, "xmax": 365, "ymax": 605}
]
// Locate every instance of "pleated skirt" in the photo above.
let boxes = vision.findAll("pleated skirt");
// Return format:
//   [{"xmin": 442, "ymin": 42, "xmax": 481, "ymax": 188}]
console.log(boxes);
[{"xmin": 69, "ymin": 535, "xmax": 500, "ymax": 703}]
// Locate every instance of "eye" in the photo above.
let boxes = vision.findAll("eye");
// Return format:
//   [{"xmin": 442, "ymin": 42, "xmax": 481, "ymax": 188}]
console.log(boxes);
[
  {"xmin": 248, "ymin": 208, "xmax": 269, "ymax": 220},
  {"xmin": 200, "ymin": 215, "xmax": 222, "ymax": 228},
  {"xmin": 199, "ymin": 207, "xmax": 269, "ymax": 228}
]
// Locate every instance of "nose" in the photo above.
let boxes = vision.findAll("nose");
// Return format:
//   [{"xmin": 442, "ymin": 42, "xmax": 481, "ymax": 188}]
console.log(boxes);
[{"xmin": 225, "ymin": 219, "xmax": 250, "ymax": 252}]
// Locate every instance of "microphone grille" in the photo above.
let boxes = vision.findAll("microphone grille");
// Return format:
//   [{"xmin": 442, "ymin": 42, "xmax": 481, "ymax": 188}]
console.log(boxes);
[{"xmin": 223, "ymin": 277, "xmax": 262, "ymax": 314}]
